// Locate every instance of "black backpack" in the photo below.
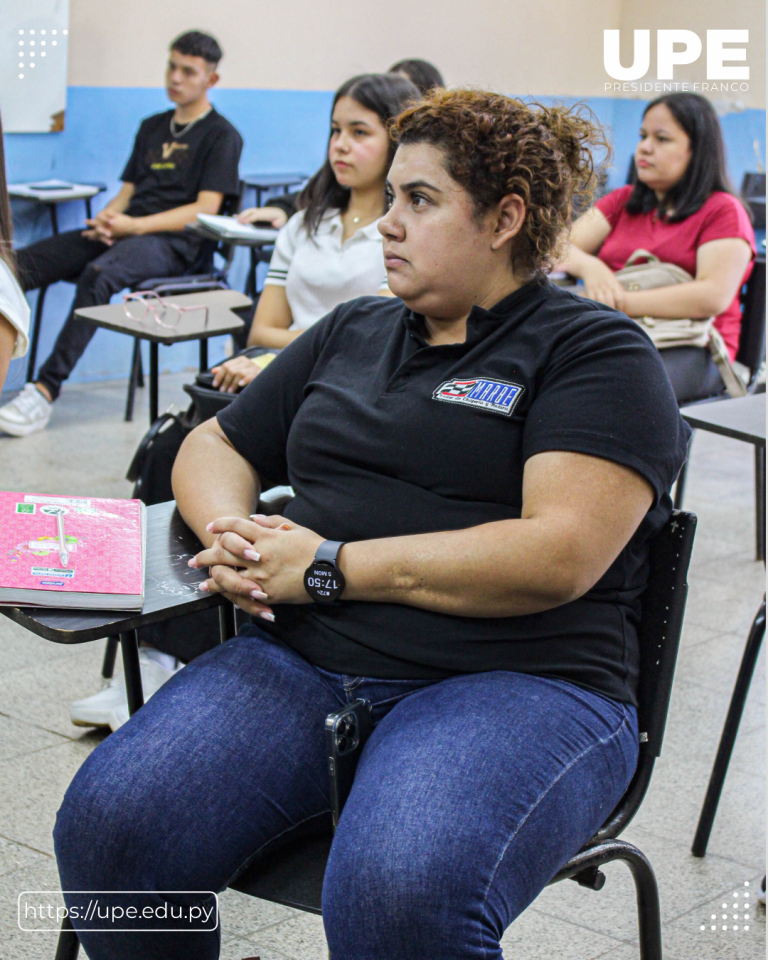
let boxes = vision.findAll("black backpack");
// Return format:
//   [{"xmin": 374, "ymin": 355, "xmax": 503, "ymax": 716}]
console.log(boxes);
[{"xmin": 126, "ymin": 348, "xmax": 276, "ymax": 505}]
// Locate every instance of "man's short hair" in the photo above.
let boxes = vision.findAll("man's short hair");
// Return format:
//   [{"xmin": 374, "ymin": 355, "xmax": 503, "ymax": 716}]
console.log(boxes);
[{"xmin": 170, "ymin": 31, "xmax": 223, "ymax": 67}]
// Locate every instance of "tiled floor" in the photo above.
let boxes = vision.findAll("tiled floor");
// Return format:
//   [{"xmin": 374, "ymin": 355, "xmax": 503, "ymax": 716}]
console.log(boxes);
[{"xmin": 0, "ymin": 374, "xmax": 764, "ymax": 959}]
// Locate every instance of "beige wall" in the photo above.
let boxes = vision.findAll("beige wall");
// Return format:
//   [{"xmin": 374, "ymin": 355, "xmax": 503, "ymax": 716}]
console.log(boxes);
[
  {"xmin": 68, "ymin": 0, "xmax": 764, "ymax": 107},
  {"xmin": 619, "ymin": 0, "xmax": 765, "ymax": 107}
]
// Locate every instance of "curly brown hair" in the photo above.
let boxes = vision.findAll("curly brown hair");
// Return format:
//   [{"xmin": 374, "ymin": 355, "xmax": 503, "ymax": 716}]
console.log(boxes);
[{"xmin": 391, "ymin": 89, "xmax": 611, "ymax": 277}]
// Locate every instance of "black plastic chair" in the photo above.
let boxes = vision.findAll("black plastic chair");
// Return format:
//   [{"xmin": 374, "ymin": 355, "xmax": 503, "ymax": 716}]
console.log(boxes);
[
  {"xmin": 53, "ymin": 510, "xmax": 697, "ymax": 960},
  {"xmin": 228, "ymin": 510, "xmax": 697, "ymax": 960},
  {"xmin": 122, "ymin": 184, "xmax": 246, "ymax": 422}
]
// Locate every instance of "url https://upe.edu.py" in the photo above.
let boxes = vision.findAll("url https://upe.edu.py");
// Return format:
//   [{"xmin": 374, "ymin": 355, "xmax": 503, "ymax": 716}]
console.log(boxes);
[{"xmin": 18, "ymin": 890, "xmax": 219, "ymax": 933}]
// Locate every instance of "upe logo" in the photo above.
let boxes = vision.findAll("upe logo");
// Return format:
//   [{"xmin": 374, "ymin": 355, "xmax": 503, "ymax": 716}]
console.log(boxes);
[{"xmin": 604, "ymin": 30, "xmax": 749, "ymax": 81}]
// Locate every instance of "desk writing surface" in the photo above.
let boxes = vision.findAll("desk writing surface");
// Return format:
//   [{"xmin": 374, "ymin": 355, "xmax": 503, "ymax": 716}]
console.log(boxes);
[
  {"xmin": 74, "ymin": 289, "xmax": 250, "ymax": 345},
  {"xmin": 9, "ymin": 183, "xmax": 103, "ymax": 202},
  {"xmin": 242, "ymin": 172, "xmax": 307, "ymax": 187},
  {"xmin": 187, "ymin": 222, "xmax": 278, "ymax": 248},
  {"xmin": 680, "ymin": 394, "xmax": 766, "ymax": 447},
  {"xmin": 0, "ymin": 502, "xmax": 222, "ymax": 644}
]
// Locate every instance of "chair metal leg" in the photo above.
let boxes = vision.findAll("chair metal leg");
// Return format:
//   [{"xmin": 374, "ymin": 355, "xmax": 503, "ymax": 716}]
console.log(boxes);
[
  {"xmin": 673, "ymin": 430, "xmax": 695, "ymax": 510},
  {"xmin": 218, "ymin": 602, "xmax": 236, "ymax": 643},
  {"xmin": 54, "ymin": 914, "xmax": 79, "ymax": 959},
  {"xmin": 552, "ymin": 839, "xmax": 662, "ymax": 960},
  {"xmin": 124, "ymin": 339, "xmax": 142, "ymax": 422},
  {"xmin": 755, "ymin": 445, "xmax": 765, "ymax": 563},
  {"xmin": 199, "ymin": 338, "xmax": 208, "ymax": 373},
  {"xmin": 149, "ymin": 341, "xmax": 159, "ymax": 425},
  {"xmin": 26, "ymin": 286, "xmax": 48, "ymax": 383},
  {"xmin": 100, "ymin": 636, "xmax": 119, "ymax": 682},
  {"xmin": 692, "ymin": 598, "xmax": 766, "ymax": 856},
  {"xmin": 119, "ymin": 630, "xmax": 144, "ymax": 716}
]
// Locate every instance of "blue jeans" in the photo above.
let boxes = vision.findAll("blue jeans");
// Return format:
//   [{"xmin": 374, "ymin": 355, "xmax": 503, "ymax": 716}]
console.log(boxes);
[{"xmin": 54, "ymin": 625, "xmax": 638, "ymax": 959}]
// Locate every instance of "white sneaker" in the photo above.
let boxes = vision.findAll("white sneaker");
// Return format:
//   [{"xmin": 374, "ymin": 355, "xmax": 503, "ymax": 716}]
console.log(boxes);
[
  {"xmin": 70, "ymin": 650, "xmax": 182, "ymax": 727},
  {"xmin": 0, "ymin": 383, "xmax": 52, "ymax": 436}
]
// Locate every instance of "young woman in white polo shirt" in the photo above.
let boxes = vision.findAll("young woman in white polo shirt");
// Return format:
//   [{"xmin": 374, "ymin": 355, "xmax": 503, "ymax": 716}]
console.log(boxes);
[{"xmin": 211, "ymin": 73, "xmax": 417, "ymax": 393}]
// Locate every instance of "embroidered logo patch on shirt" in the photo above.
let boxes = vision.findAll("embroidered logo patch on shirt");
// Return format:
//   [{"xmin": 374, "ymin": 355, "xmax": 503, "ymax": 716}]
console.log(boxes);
[{"xmin": 432, "ymin": 378, "xmax": 525, "ymax": 417}]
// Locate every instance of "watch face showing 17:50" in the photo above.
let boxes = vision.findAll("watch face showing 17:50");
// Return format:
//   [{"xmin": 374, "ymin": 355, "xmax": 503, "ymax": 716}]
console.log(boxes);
[{"xmin": 304, "ymin": 561, "xmax": 345, "ymax": 603}]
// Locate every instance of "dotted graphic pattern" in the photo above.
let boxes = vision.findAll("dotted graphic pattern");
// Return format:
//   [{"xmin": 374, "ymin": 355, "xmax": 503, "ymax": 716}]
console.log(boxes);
[
  {"xmin": 17, "ymin": 27, "xmax": 67, "ymax": 82},
  {"xmin": 699, "ymin": 881, "xmax": 754, "ymax": 932}
]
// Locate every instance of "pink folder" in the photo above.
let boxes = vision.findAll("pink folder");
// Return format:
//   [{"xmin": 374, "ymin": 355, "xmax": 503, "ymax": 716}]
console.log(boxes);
[{"xmin": 0, "ymin": 492, "xmax": 145, "ymax": 610}]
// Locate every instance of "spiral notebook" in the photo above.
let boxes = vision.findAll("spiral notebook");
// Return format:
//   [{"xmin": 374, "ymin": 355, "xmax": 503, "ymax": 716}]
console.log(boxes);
[{"xmin": 0, "ymin": 493, "xmax": 146, "ymax": 611}]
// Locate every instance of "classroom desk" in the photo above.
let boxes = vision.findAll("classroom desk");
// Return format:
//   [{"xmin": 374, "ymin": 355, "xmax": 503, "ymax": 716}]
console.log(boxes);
[
  {"xmin": 0, "ymin": 501, "xmax": 232, "ymax": 717},
  {"xmin": 679, "ymin": 395, "xmax": 767, "ymax": 856},
  {"xmin": 74, "ymin": 289, "xmax": 250, "ymax": 424},
  {"xmin": 241, "ymin": 172, "xmax": 308, "ymax": 208},
  {"xmin": 191, "ymin": 220, "xmax": 279, "ymax": 300},
  {"xmin": 9, "ymin": 182, "xmax": 107, "ymax": 235}
]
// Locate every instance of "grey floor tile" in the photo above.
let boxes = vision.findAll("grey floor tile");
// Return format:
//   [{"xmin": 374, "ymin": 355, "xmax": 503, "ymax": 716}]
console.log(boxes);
[
  {"xmin": 590, "ymin": 944, "xmax": 684, "ymax": 960},
  {"xmin": 0, "ymin": 714, "xmax": 70, "ymax": 763},
  {"xmin": 684, "ymin": 577, "xmax": 766, "ymax": 639},
  {"xmin": 0, "ymin": 615, "xmax": 81, "ymax": 677},
  {"xmin": 530, "ymin": 825, "xmax": 760, "ymax": 943},
  {"xmin": 673, "ymin": 630, "xmax": 765, "ymax": 702},
  {"xmin": 631, "ymin": 751, "xmax": 764, "ymax": 869},
  {"xmin": 661, "ymin": 877, "xmax": 766, "ymax": 960},
  {"xmin": 0, "ymin": 855, "xmax": 64, "ymax": 960},
  {"xmin": 0, "ymin": 371, "xmax": 193, "ymax": 498},
  {"xmin": 217, "ymin": 886, "xmax": 297, "ymax": 941},
  {"xmin": 0, "ymin": 740, "xmax": 94, "ymax": 856},
  {"xmin": 499, "ymin": 906, "xmax": 624, "ymax": 959},
  {"xmin": 220, "ymin": 940, "xmax": 290, "ymax": 960},
  {"xmin": 246, "ymin": 911, "xmax": 328, "ymax": 960},
  {"xmin": 0, "ymin": 837, "xmax": 52, "ymax": 880},
  {"xmin": 0, "ymin": 644, "xmax": 113, "ymax": 738},
  {"xmin": 678, "ymin": 619, "xmax": 735, "ymax": 651},
  {"xmin": 661, "ymin": 675, "xmax": 766, "ymax": 769}
]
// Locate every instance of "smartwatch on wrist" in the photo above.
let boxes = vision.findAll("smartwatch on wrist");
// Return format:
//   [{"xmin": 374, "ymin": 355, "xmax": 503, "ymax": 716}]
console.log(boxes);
[{"xmin": 304, "ymin": 540, "xmax": 346, "ymax": 604}]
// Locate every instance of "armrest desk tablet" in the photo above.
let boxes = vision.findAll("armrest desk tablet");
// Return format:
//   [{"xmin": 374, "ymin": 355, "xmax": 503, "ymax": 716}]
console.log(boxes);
[
  {"xmin": 75, "ymin": 289, "xmax": 250, "ymax": 424},
  {"xmin": 0, "ymin": 502, "xmax": 231, "ymax": 714}
]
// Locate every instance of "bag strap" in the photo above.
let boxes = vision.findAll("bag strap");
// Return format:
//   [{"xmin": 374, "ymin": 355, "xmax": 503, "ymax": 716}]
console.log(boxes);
[
  {"xmin": 623, "ymin": 249, "xmax": 661, "ymax": 268},
  {"xmin": 708, "ymin": 328, "xmax": 748, "ymax": 398}
]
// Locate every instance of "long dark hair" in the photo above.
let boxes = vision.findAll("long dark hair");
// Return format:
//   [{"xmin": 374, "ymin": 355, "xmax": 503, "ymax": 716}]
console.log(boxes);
[
  {"xmin": 388, "ymin": 59, "xmax": 444, "ymax": 96},
  {"xmin": 299, "ymin": 73, "xmax": 419, "ymax": 235},
  {"xmin": 626, "ymin": 92, "xmax": 736, "ymax": 222},
  {"xmin": 0, "ymin": 111, "xmax": 15, "ymax": 276}
]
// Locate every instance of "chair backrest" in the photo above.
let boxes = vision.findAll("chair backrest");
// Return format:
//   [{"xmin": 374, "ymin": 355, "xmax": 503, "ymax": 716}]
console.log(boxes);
[
  {"xmin": 596, "ymin": 509, "xmax": 696, "ymax": 841},
  {"xmin": 635, "ymin": 509, "xmax": 696, "ymax": 756},
  {"xmin": 736, "ymin": 257, "xmax": 766, "ymax": 377}
]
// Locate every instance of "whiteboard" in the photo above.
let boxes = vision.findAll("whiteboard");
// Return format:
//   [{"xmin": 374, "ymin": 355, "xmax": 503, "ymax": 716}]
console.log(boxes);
[{"xmin": 0, "ymin": 0, "xmax": 69, "ymax": 133}]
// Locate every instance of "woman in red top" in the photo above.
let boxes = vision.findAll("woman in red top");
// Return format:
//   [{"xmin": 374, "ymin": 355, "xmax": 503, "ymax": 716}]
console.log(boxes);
[{"xmin": 560, "ymin": 92, "xmax": 755, "ymax": 401}]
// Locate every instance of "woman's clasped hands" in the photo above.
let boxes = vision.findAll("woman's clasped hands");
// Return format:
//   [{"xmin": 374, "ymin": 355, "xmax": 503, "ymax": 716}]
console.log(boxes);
[{"xmin": 188, "ymin": 515, "xmax": 325, "ymax": 619}]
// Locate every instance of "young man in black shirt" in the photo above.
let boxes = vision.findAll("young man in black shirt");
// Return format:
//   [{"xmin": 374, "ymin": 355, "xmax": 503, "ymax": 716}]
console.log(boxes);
[{"xmin": 0, "ymin": 30, "xmax": 242, "ymax": 436}]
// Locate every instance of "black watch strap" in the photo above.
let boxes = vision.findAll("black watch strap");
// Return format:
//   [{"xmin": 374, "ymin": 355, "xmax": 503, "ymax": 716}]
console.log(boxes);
[{"xmin": 315, "ymin": 540, "xmax": 345, "ymax": 565}]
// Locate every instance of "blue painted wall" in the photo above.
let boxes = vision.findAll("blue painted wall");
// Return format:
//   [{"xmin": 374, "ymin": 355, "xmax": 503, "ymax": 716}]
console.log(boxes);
[{"xmin": 4, "ymin": 87, "xmax": 765, "ymax": 395}]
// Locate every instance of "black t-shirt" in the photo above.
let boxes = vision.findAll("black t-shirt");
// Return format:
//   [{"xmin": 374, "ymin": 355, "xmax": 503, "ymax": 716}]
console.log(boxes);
[
  {"xmin": 121, "ymin": 108, "xmax": 242, "ymax": 219},
  {"xmin": 217, "ymin": 280, "xmax": 690, "ymax": 705}
]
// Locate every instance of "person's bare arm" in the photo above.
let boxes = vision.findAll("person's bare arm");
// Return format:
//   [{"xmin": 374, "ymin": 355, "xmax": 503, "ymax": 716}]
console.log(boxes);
[
  {"xmin": 557, "ymin": 207, "xmax": 626, "ymax": 305},
  {"xmin": 99, "ymin": 190, "xmax": 224, "ymax": 240},
  {"xmin": 194, "ymin": 449, "xmax": 654, "ymax": 618},
  {"xmin": 210, "ymin": 286, "xmax": 299, "ymax": 392},
  {"xmin": 248, "ymin": 285, "xmax": 300, "ymax": 349},
  {"xmin": 82, "ymin": 183, "xmax": 136, "ymax": 240},
  {"xmin": 173, "ymin": 417, "xmax": 262, "ymax": 547},
  {"xmin": 0, "ymin": 314, "xmax": 17, "ymax": 394},
  {"xmin": 618, "ymin": 237, "xmax": 753, "ymax": 319},
  {"xmin": 173, "ymin": 416, "xmax": 277, "ymax": 618}
]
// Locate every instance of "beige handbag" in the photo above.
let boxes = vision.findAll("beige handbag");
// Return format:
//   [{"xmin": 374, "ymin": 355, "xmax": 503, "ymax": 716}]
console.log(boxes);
[{"xmin": 615, "ymin": 249, "xmax": 747, "ymax": 398}]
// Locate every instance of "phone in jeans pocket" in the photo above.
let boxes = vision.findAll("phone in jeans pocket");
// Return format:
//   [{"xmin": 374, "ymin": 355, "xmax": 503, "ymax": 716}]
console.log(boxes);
[{"xmin": 325, "ymin": 698, "xmax": 374, "ymax": 829}]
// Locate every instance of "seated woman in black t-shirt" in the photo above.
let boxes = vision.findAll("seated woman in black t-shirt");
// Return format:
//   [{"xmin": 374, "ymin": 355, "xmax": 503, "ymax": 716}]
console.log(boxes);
[{"xmin": 54, "ymin": 90, "xmax": 689, "ymax": 959}]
